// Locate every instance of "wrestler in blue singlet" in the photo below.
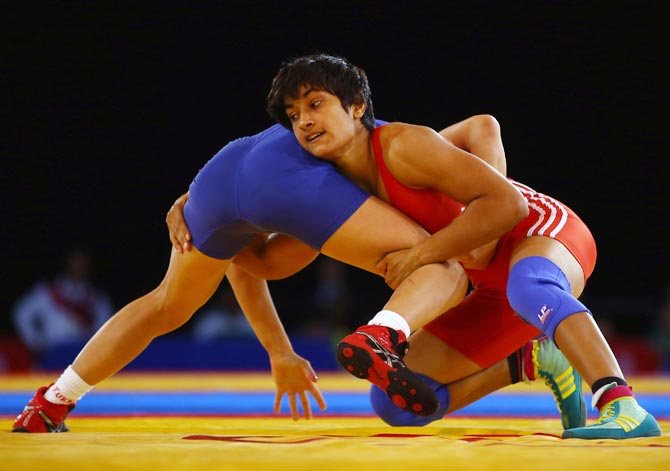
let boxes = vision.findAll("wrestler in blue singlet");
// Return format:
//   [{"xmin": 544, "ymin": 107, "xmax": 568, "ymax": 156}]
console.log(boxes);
[{"xmin": 184, "ymin": 124, "xmax": 371, "ymax": 259}]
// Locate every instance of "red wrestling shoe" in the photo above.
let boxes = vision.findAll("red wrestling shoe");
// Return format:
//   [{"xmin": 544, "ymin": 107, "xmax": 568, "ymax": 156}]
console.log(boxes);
[
  {"xmin": 336, "ymin": 325, "xmax": 439, "ymax": 416},
  {"xmin": 12, "ymin": 385, "xmax": 74, "ymax": 433}
]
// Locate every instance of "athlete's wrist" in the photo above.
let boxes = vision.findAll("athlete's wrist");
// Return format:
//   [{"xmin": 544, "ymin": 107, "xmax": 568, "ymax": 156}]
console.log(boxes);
[{"xmin": 415, "ymin": 240, "xmax": 443, "ymax": 267}]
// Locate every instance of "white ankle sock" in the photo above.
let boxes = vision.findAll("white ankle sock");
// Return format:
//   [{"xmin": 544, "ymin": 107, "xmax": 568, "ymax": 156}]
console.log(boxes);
[
  {"xmin": 368, "ymin": 310, "xmax": 411, "ymax": 338},
  {"xmin": 45, "ymin": 365, "xmax": 93, "ymax": 405}
]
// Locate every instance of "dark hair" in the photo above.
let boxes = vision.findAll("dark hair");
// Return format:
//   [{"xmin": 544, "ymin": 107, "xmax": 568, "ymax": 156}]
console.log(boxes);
[{"xmin": 267, "ymin": 53, "xmax": 375, "ymax": 131}]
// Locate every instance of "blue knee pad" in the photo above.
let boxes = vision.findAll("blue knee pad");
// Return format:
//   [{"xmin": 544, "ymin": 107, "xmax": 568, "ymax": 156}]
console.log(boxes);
[
  {"xmin": 507, "ymin": 256, "xmax": 591, "ymax": 342},
  {"xmin": 370, "ymin": 373, "xmax": 450, "ymax": 426}
]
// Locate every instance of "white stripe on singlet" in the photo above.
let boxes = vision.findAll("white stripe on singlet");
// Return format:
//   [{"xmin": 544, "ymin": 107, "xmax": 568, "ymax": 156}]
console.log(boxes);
[{"xmin": 513, "ymin": 181, "xmax": 568, "ymax": 238}]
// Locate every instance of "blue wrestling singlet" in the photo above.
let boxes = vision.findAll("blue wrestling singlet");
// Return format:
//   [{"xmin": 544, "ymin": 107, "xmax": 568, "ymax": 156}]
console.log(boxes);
[{"xmin": 184, "ymin": 124, "xmax": 371, "ymax": 259}]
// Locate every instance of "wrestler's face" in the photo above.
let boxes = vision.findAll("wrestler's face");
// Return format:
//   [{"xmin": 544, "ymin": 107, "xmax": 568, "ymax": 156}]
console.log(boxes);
[{"xmin": 285, "ymin": 85, "xmax": 365, "ymax": 160}]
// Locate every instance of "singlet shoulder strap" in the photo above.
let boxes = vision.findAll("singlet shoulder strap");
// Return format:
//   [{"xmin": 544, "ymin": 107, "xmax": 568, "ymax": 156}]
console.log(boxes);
[{"xmin": 372, "ymin": 125, "xmax": 396, "ymax": 185}]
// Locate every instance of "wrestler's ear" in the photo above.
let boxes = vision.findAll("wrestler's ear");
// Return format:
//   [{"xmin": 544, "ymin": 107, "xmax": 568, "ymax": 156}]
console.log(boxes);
[{"xmin": 352, "ymin": 101, "xmax": 366, "ymax": 118}]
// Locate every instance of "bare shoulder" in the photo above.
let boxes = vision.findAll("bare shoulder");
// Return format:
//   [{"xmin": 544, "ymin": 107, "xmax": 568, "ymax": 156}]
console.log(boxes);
[
  {"xmin": 378, "ymin": 122, "xmax": 438, "ymax": 145},
  {"xmin": 378, "ymin": 122, "xmax": 446, "ymax": 188},
  {"xmin": 379, "ymin": 122, "xmax": 444, "ymax": 160}
]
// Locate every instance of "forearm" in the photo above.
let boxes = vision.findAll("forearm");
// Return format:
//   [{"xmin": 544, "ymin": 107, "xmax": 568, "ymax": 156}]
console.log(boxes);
[
  {"xmin": 416, "ymin": 196, "xmax": 526, "ymax": 265},
  {"xmin": 225, "ymin": 264, "xmax": 293, "ymax": 357}
]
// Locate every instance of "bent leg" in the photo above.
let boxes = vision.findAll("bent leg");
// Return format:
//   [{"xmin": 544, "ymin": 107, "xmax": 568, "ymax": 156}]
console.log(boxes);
[
  {"xmin": 375, "ymin": 329, "xmax": 514, "ymax": 425},
  {"xmin": 509, "ymin": 236, "xmax": 623, "ymax": 386},
  {"xmin": 405, "ymin": 328, "xmax": 482, "ymax": 383},
  {"xmin": 406, "ymin": 328, "xmax": 511, "ymax": 414},
  {"xmin": 72, "ymin": 247, "xmax": 229, "ymax": 385},
  {"xmin": 406, "ymin": 328, "xmax": 516, "ymax": 414},
  {"xmin": 394, "ymin": 328, "xmax": 585, "ymax": 428},
  {"xmin": 509, "ymin": 237, "xmax": 658, "ymax": 439},
  {"xmin": 322, "ymin": 196, "xmax": 468, "ymax": 328},
  {"xmin": 325, "ymin": 197, "xmax": 468, "ymax": 416}
]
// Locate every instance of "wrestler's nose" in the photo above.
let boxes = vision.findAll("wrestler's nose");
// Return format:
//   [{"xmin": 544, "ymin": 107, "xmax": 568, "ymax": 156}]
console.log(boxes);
[{"xmin": 298, "ymin": 110, "xmax": 314, "ymax": 129}]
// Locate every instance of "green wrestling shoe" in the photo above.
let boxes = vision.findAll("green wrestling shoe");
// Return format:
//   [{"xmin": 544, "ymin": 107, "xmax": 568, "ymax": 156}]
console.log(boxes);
[
  {"xmin": 526, "ymin": 337, "xmax": 586, "ymax": 430},
  {"xmin": 562, "ymin": 392, "xmax": 661, "ymax": 439}
]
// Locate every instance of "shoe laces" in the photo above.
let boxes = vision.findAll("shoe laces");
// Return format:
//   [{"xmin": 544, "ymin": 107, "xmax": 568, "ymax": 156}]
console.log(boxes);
[
  {"xmin": 360, "ymin": 325, "xmax": 408, "ymax": 357},
  {"xmin": 540, "ymin": 372, "xmax": 565, "ymax": 414},
  {"xmin": 596, "ymin": 400, "xmax": 618, "ymax": 424},
  {"xmin": 532, "ymin": 344, "xmax": 567, "ymax": 412}
]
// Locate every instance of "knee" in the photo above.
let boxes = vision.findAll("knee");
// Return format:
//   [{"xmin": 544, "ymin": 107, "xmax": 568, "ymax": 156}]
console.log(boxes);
[
  {"xmin": 507, "ymin": 256, "xmax": 590, "ymax": 341},
  {"xmin": 435, "ymin": 261, "xmax": 468, "ymax": 310},
  {"xmin": 450, "ymin": 262, "xmax": 469, "ymax": 304},
  {"xmin": 144, "ymin": 286, "xmax": 199, "ymax": 335}
]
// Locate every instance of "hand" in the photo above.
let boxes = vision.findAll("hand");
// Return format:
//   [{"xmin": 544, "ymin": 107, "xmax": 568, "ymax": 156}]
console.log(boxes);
[
  {"xmin": 376, "ymin": 246, "xmax": 422, "ymax": 290},
  {"xmin": 166, "ymin": 192, "xmax": 192, "ymax": 253},
  {"xmin": 270, "ymin": 351, "xmax": 327, "ymax": 420}
]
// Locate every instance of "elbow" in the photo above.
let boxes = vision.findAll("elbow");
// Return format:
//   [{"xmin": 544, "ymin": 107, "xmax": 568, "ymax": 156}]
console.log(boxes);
[
  {"xmin": 494, "ymin": 186, "xmax": 527, "ymax": 229},
  {"xmin": 510, "ymin": 191, "xmax": 529, "ymax": 224},
  {"xmin": 471, "ymin": 114, "xmax": 501, "ymax": 137}
]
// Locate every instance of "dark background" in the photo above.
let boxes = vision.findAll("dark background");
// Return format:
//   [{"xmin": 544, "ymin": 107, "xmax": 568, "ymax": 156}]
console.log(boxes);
[{"xmin": 3, "ymin": 2, "xmax": 668, "ymax": 339}]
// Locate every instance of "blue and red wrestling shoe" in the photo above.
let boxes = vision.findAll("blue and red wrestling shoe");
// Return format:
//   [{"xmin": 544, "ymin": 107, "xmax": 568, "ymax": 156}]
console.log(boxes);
[
  {"xmin": 336, "ymin": 325, "xmax": 439, "ymax": 416},
  {"xmin": 12, "ymin": 385, "xmax": 74, "ymax": 433}
]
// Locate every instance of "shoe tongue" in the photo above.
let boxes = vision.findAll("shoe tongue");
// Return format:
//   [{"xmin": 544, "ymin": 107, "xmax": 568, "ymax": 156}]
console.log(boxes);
[
  {"xmin": 396, "ymin": 340, "xmax": 409, "ymax": 358},
  {"xmin": 387, "ymin": 327, "xmax": 399, "ymax": 345},
  {"xmin": 386, "ymin": 328, "xmax": 409, "ymax": 356},
  {"xmin": 591, "ymin": 382, "xmax": 617, "ymax": 410},
  {"xmin": 593, "ymin": 383, "xmax": 634, "ymax": 411}
]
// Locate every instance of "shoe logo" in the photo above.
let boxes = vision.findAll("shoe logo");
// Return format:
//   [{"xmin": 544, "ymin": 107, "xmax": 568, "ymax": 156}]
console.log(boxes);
[
  {"xmin": 356, "ymin": 332, "xmax": 401, "ymax": 369},
  {"xmin": 51, "ymin": 387, "xmax": 74, "ymax": 405},
  {"xmin": 537, "ymin": 304, "xmax": 552, "ymax": 325},
  {"xmin": 22, "ymin": 409, "xmax": 34, "ymax": 427}
]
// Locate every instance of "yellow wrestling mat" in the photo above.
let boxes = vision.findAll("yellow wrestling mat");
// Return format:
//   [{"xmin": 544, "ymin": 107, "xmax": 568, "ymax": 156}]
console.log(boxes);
[{"xmin": 2, "ymin": 372, "xmax": 669, "ymax": 471}]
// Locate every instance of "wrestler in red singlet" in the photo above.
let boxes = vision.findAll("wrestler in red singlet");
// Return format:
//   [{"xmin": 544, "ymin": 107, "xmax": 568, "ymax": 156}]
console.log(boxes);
[{"xmin": 372, "ymin": 126, "xmax": 597, "ymax": 367}]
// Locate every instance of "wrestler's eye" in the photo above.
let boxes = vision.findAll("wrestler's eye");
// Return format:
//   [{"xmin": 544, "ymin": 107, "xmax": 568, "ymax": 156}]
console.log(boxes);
[
  {"xmin": 310, "ymin": 99, "xmax": 322, "ymax": 109},
  {"xmin": 287, "ymin": 112, "xmax": 298, "ymax": 122}
]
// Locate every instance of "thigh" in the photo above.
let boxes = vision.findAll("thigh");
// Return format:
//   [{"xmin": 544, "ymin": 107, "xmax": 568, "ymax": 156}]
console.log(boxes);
[
  {"xmin": 320, "ymin": 196, "xmax": 429, "ymax": 275},
  {"xmin": 159, "ymin": 247, "xmax": 231, "ymax": 313},
  {"xmin": 510, "ymin": 236, "xmax": 586, "ymax": 297},
  {"xmin": 508, "ymin": 199, "xmax": 597, "ymax": 296},
  {"xmin": 405, "ymin": 328, "xmax": 481, "ymax": 383},
  {"xmin": 409, "ymin": 289, "xmax": 540, "ymax": 382}
]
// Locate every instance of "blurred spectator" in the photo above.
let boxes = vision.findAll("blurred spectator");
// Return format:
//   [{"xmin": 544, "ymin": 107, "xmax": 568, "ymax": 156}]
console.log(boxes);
[
  {"xmin": 12, "ymin": 247, "xmax": 114, "ymax": 358},
  {"xmin": 191, "ymin": 281, "xmax": 255, "ymax": 341},
  {"xmin": 0, "ymin": 336, "xmax": 32, "ymax": 372}
]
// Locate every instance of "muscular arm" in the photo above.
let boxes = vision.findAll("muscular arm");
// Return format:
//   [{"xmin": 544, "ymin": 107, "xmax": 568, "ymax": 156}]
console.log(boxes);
[
  {"xmin": 381, "ymin": 123, "xmax": 527, "ymax": 271},
  {"xmin": 225, "ymin": 264, "xmax": 293, "ymax": 359}
]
